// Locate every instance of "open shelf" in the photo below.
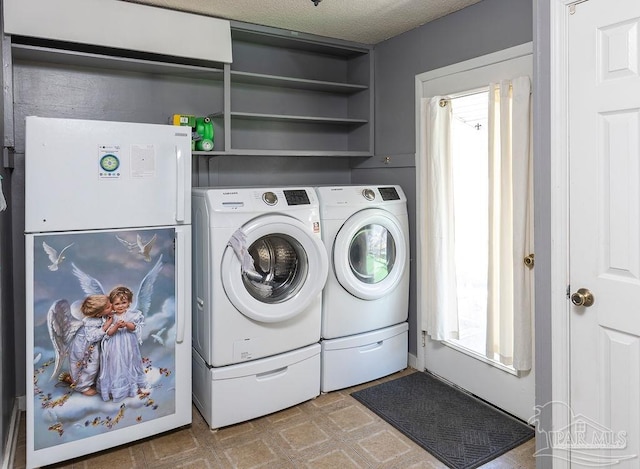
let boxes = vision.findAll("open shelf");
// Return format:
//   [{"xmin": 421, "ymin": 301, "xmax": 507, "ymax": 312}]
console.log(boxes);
[
  {"xmin": 11, "ymin": 43, "xmax": 224, "ymax": 80},
  {"xmin": 230, "ymin": 71, "xmax": 367, "ymax": 94},
  {"xmin": 225, "ymin": 24, "xmax": 374, "ymax": 157},
  {"xmin": 228, "ymin": 112, "xmax": 368, "ymax": 125},
  {"xmin": 193, "ymin": 149, "xmax": 371, "ymax": 157}
]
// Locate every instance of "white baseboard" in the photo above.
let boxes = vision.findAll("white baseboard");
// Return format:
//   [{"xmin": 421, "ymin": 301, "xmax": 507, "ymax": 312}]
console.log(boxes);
[
  {"xmin": 408, "ymin": 352, "xmax": 419, "ymax": 370},
  {"xmin": 2, "ymin": 399, "xmax": 21, "ymax": 469}
]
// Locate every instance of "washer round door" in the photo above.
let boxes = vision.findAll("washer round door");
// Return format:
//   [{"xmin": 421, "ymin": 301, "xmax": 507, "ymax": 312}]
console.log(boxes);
[
  {"xmin": 221, "ymin": 214, "xmax": 328, "ymax": 323},
  {"xmin": 333, "ymin": 208, "xmax": 407, "ymax": 301}
]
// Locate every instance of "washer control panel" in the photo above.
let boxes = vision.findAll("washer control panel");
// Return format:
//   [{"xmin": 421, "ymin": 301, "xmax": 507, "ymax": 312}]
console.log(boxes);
[{"xmin": 205, "ymin": 187, "xmax": 318, "ymax": 212}]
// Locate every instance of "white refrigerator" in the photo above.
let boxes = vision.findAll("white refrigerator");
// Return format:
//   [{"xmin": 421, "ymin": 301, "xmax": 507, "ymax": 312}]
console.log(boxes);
[{"xmin": 24, "ymin": 116, "xmax": 192, "ymax": 468}]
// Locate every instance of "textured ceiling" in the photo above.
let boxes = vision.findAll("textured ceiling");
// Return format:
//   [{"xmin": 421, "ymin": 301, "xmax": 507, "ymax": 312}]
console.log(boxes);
[{"xmin": 125, "ymin": 0, "xmax": 483, "ymax": 45}]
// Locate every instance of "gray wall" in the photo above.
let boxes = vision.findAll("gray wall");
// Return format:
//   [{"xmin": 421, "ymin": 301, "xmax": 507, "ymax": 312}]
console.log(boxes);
[
  {"xmin": 355, "ymin": 0, "xmax": 533, "ymax": 357},
  {"xmin": 0, "ymin": 166, "xmax": 13, "ymax": 466},
  {"xmin": 1, "ymin": 3, "xmax": 17, "ymax": 461}
]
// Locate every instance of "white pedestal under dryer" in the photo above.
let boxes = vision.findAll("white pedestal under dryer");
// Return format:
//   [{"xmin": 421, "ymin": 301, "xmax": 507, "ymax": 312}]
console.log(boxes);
[
  {"xmin": 316, "ymin": 185, "xmax": 410, "ymax": 392},
  {"xmin": 191, "ymin": 187, "xmax": 329, "ymax": 429}
]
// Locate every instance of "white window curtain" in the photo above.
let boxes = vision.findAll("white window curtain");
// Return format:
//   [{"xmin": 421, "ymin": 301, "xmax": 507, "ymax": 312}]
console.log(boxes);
[
  {"xmin": 486, "ymin": 76, "xmax": 534, "ymax": 371},
  {"xmin": 419, "ymin": 96, "xmax": 459, "ymax": 340}
]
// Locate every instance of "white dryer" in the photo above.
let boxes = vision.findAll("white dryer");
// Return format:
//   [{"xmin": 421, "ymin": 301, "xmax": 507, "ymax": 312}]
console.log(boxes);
[
  {"xmin": 317, "ymin": 185, "xmax": 409, "ymax": 338},
  {"xmin": 316, "ymin": 185, "xmax": 410, "ymax": 392},
  {"xmin": 191, "ymin": 187, "xmax": 328, "ymax": 429}
]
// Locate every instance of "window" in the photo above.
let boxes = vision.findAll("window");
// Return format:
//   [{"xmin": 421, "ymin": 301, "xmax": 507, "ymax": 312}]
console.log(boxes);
[{"xmin": 449, "ymin": 90, "xmax": 489, "ymax": 356}]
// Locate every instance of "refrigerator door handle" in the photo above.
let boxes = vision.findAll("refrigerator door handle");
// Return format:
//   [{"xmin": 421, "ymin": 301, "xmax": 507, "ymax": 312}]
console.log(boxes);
[
  {"xmin": 176, "ymin": 228, "xmax": 186, "ymax": 344},
  {"xmin": 175, "ymin": 145, "xmax": 186, "ymax": 222}
]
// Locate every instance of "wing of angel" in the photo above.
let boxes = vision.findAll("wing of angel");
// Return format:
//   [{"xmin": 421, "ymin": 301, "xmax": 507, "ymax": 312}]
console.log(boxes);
[
  {"xmin": 131, "ymin": 254, "xmax": 164, "ymax": 315},
  {"xmin": 71, "ymin": 263, "xmax": 106, "ymax": 296},
  {"xmin": 47, "ymin": 299, "xmax": 83, "ymax": 381},
  {"xmin": 116, "ymin": 235, "xmax": 137, "ymax": 251},
  {"xmin": 137, "ymin": 234, "xmax": 157, "ymax": 262}
]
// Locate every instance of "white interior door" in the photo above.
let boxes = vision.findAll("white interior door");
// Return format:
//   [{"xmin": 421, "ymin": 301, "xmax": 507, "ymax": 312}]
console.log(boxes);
[
  {"xmin": 568, "ymin": 0, "xmax": 640, "ymax": 466},
  {"xmin": 415, "ymin": 44, "xmax": 534, "ymax": 422}
]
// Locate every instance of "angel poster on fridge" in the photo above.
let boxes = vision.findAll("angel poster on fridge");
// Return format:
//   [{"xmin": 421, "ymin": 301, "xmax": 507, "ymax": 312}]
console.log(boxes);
[
  {"xmin": 24, "ymin": 116, "xmax": 192, "ymax": 468},
  {"xmin": 31, "ymin": 227, "xmax": 177, "ymax": 449}
]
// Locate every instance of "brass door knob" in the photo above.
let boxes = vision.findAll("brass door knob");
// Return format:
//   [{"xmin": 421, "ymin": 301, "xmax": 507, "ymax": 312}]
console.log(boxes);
[
  {"xmin": 571, "ymin": 288, "xmax": 595, "ymax": 307},
  {"xmin": 524, "ymin": 253, "xmax": 535, "ymax": 269}
]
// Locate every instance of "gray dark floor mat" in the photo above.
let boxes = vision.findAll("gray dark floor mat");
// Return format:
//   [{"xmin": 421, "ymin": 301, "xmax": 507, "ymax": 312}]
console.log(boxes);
[{"xmin": 351, "ymin": 371, "xmax": 534, "ymax": 469}]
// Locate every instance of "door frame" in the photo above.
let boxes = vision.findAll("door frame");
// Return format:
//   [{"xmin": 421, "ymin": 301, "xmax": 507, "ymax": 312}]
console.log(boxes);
[
  {"xmin": 414, "ymin": 41, "xmax": 533, "ymax": 370},
  {"xmin": 548, "ymin": 0, "xmax": 576, "ymax": 467},
  {"xmin": 414, "ymin": 42, "xmax": 534, "ymax": 421}
]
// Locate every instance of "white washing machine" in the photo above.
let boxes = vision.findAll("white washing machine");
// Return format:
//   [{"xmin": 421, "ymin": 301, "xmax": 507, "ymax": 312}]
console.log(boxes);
[
  {"xmin": 316, "ymin": 185, "xmax": 410, "ymax": 392},
  {"xmin": 191, "ymin": 187, "xmax": 328, "ymax": 429}
]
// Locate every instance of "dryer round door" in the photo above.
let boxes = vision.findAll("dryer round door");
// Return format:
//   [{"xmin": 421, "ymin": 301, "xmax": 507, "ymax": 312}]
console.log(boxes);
[
  {"xmin": 333, "ymin": 208, "xmax": 407, "ymax": 301},
  {"xmin": 221, "ymin": 214, "xmax": 328, "ymax": 323}
]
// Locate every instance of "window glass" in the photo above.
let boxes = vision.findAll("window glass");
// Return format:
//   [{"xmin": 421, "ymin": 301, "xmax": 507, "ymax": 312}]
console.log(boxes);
[{"xmin": 450, "ymin": 91, "xmax": 489, "ymax": 355}]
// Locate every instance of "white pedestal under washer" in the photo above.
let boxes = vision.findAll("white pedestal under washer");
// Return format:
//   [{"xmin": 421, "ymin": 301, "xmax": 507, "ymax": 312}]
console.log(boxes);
[
  {"xmin": 191, "ymin": 187, "xmax": 328, "ymax": 428},
  {"xmin": 193, "ymin": 343, "xmax": 321, "ymax": 430},
  {"xmin": 316, "ymin": 185, "xmax": 410, "ymax": 391}
]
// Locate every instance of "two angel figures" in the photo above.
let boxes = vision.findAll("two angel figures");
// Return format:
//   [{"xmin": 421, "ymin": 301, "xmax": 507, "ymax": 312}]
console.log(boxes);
[{"xmin": 47, "ymin": 250, "xmax": 164, "ymax": 403}]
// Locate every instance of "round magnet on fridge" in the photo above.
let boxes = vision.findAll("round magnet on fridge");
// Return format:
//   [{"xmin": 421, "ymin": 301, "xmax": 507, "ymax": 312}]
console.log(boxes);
[{"xmin": 100, "ymin": 154, "xmax": 120, "ymax": 172}]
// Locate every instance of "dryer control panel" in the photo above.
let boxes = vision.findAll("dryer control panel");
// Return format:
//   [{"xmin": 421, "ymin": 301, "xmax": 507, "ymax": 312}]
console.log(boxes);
[
  {"xmin": 284, "ymin": 189, "xmax": 311, "ymax": 206},
  {"xmin": 379, "ymin": 186, "xmax": 401, "ymax": 201}
]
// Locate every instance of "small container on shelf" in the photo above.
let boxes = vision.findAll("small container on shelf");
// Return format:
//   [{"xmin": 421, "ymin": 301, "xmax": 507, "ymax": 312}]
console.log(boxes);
[{"xmin": 171, "ymin": 114, "xmax": 215, "ymax": 151}]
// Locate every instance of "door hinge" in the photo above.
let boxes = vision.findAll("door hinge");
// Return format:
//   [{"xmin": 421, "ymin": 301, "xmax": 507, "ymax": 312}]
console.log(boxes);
[{"xmin": 421, "ymin": 330, "xmax": 426, "ymax": 347}]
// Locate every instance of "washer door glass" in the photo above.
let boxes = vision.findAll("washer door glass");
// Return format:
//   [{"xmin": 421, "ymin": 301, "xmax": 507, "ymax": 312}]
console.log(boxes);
[
  {"xmin": 349, "ymin": 224, "xmax": 396, "ymax": 284},
  {"xmin": 334, "ymin": 209, "xmax": 407, "ymax": 301},
  {"xmin": 222, "ymin": 214, "xmax": 329, "ymax": 323},
  {"xmin": 243, "ymin": 234, "xmax": 308, "ymax": 304}
]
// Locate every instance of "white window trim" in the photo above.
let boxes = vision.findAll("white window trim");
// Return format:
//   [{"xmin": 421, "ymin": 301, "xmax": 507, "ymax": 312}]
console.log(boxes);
[{"xmin": 443, "ymin": 339, "xmax": 520, "ymax": 376}]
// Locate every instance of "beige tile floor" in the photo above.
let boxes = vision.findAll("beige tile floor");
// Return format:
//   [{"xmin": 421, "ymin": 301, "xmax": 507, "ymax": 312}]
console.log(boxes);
[{"xmin": 13, "ymin": 368, "xmax": 536, "ymax": 469}]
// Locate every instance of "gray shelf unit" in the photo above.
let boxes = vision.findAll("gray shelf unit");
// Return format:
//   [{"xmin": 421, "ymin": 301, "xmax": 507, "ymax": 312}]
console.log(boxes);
[
  {"xmin": 6, "ymin": 22, "xmax": 374, "ymax": 158},
  {"xmin": 220, "ymin": 23, "xmax": 374, "ymax": 157},
  {"xmin": 7, "ymin": 37, "xmax": 227, "ymax": 152}
]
